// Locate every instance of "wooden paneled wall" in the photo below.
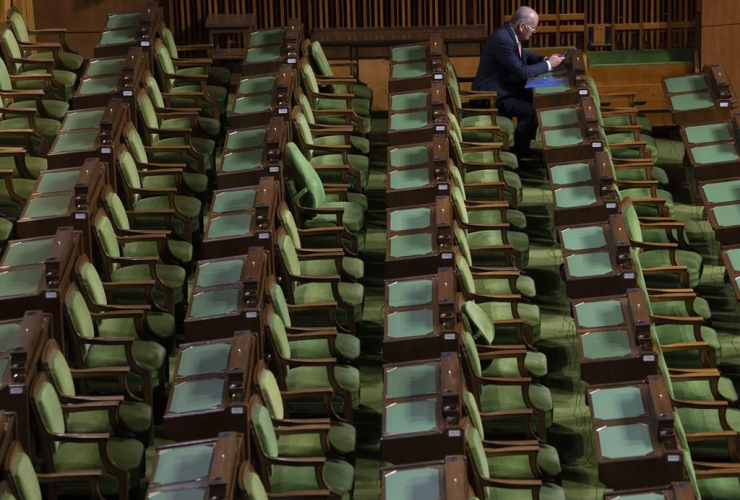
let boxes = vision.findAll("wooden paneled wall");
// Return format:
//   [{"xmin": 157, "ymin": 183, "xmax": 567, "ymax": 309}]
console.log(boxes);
[{"xmin": 165, "ymin": 0, "xmax": 698, "ymax": 50}]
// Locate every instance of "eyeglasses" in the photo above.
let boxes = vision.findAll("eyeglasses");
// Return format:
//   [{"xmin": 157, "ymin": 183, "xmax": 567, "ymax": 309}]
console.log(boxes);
[{"xmin": 522, "ymin": 23, "xmax": 537, "ymax": 33}]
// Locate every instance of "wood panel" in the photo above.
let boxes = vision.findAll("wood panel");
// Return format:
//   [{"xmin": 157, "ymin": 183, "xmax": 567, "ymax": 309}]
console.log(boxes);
[
  {"xmin": 700, "ymin": 25, "xmax": 740, "ymax": 94},
  {"xmin": 32, "ymin": 0, "xmax": 150, "ymax": 58}
]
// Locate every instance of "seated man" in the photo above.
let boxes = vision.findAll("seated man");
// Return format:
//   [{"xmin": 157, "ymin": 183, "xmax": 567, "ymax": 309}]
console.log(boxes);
[{"xmin": 472, "ymin": 6, "xmax": 565, "ymax": 160}]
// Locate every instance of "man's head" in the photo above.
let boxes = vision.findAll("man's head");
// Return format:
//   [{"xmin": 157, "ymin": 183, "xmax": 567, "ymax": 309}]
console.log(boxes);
[{"xmin": 511, "ymin": 6, "xmax": 539, "ymax": 41}]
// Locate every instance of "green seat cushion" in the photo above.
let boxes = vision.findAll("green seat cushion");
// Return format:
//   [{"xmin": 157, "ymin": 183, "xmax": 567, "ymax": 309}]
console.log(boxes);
[
  {"xmin": 685, "ymin": 122, "xmax": 732, "ymax": 144},
  {"xmin": 77, "ymin": 76, "xmax": 119, "ymax": 96},
  {"xmin": 15, "ymin": 69, "xmax": 77, "ymax": 100},
  {"xmin": 220, "ymin": 149, "xmax": 263, "ymax": 173},
  {"xmin": 487, "ymin": 443, "xmax": 561, "ymax": 479},
  {"xmin": 212, "ymin": 188, "xmax": 256, "ymax": 213},
  {"xmin": 278, "ymin": 421, "xmax": 356, "ymax": 456},
  {"xmin": 270, "ymin": 459, "xmax": 354, "ymax": 500},
  {"xmin": 300, "ymin": 256, "xmax": 364, "ymax": 280},
  {"xmin": 574, "ymin": 300, "xmax": 624, "ymax": 328},
  {"xmin": 285, "ymin": 364, "xmax": 361, "ymax": 408},
  {"xmin": 135, "ymin": 194, "xmax": 202, "ymax": 219},
  {"xmin": 639, "ymin": 249, "xmax": 703, "ymax": 287},
  {"xmin": 0, "ymin": 116, "xmax": 59, "ymax": 139},
  {"xmin": 86, "ymin": 57, "xmax": 126, "ymax": 76},
  {"xmin": 313, "ymin": 134, "xmax": 370, "ymax": 154},
  {"xmin": 615, "ymin": 165, "xmax": 669, "ymax": 186},
  {"xmin": 664, "ymin": 74, "xmax": 707, "ymax": 93},
  {"xmin": 352, "ymin": 83, "xmax": 373, "ymax": 101},
  {"xmin": 385, "ymin": 364, "xmax": 437, "ymax": 398},
  {"xmin": 580, "ymin": 330, "xmax": 632, "ymax": 360},
  {"xmin": 390, "ymin": 111, "xmax": 428, "ymax": 131},
  {"xmin": 85, "ymin": 340, "xmax": 166, "ymax": 385},
  {"xmin": 675, "ymin": 407, "xmax": 740, "ymax": 460},
  {"xmin": 122, "ymin": 239, "xmax": 194, "ymax": 263},
  {"xmin": 189, "ymin": 288, "xmax": 240, "ymax": 318},
  {"xmin": 560, "ymin": 226, "xmax": 606, "ymax": 251},
  {"xmin": 245, "ymin": 45, "xmax": 282, "ymax": 63},
  {"xmin": 249, "ymin": 28, "xmax": 285, "ymax": 46},
  {"xmin": 480, "ymin": 382, "xmax": 553, "ymax": 424},
  {"xmin": 697, "ymin": 477, "xmax": 740, "ymax": 500},
  {"xmin": 596, "ymin": 423, "xmax": 653, "ymax": 459},
  {"xmin": 474, "ymin": 274, "xmax": 536, "ymax": 298},
  {"xmin": 391, "ymin": 45, "xmax": 426, "ymax": 62},
  {"xmin": 98, "ymin": 312, "xmax": 175, "ymax": 344},
  {"xmin": 550, "ymin": 162, "xmax": 591, "ymax": 185},
  {"xmin": 141, "ymin": 171, "xmax": 209, "ymax": 194},
  {"xmin": 386, "ymin": 278, "xmax": 433, "ymax": 308},
  {"xmin": 649, "ymin": 295, "xmax": 711, "ymax": 321},
  {"xmin": 481, "ymin": 350, "xmax": 548, "ymax": 379},
  {"xmin": 237, "ymin": 75, "xmax": 276, "ymax": 94},
  {"xmin": 9, "ymin": 98, "xmax": 68, "ymax": 121},
  {"xmin": 390, "ymin": 92, "xmax": 427, "ymax": 111},
  {"xmin": 293, "ymin": 282, "xmax": 364, "ymax": 319},
  {"xmin": 66, "ymin": 401, "xmax": 151, "ymax": 434},
  {"xmin": 168, "ymin": 84, "xmax": 228, "ymax": 109},
  {"xmin": 391, "ymin": 62, "xmax": 428, "ymax": 79},
  {"xmin": 460, "ymin": 114, "xmax": 515, "ymax": 146},
  {"xmin": 98, "ymin": 29, "xmax": 137, "ymax": 46},
  {"xmin": 27, "ymin": 51, "xmax": 83, "ymax": 71},
  {"xmin": 176, "ymin": 342, "xmax": 231, "ymax": 377},
  {"xmin": 603, "ymin": 115, "xmax": 654, "ymax": 135},
  {"xmin": 672, "ymin": 376, "xmax": 738, "ymax": 403},
  {"xmin": 112, "ymin": 263, "xmax": 186, "ymax": 290},
  {"xmin": 466, "ymin": 229, "xmax": 530, "ymax": 255},
  {"xmin": 62, "ymin": 109, "xmax": 105, "ymax": 131},
  {"xmin": 691, "ymin": 143, "xmax": 739, "ymax": 164},
  {"xmin": 289, "ymin": 333, "xmax": 360, "ymax": 361},
  {"xmin": 176, "ymin": 65, "xmax": 231, "ymax": 86},
  {"xmin": 305, "ymin": 201, "xmax": 364, "ymax": 232},
  {"xmin": 566, "ymin": 251, "xmax": 613, "ymax": 278},
  {"xmin": 389, "ymin": 145, "xmax": 428, "ymax": 167},
  {"xmin": 161, "ymin": 116, "xmax": 220, "ymax": 137}
]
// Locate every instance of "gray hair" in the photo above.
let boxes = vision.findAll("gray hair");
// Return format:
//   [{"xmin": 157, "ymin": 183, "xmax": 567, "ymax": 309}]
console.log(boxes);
[{"xmin": 510, "ymin": 6, "xmax": 537, "ymax": 26}]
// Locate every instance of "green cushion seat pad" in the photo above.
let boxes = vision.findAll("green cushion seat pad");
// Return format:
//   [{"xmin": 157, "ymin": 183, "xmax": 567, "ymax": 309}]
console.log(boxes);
[
  {"xmin": 168, "ymin": 377, "xmax": 225, "ymax": 414},
  {"xmin": 314, "ymin": 96, "xmax": 371, "ymax": 118},
  {"xmin": 313, "ymin": 134, "xmax": 370, "ymax": 154},
  {"xmin": 21, "ymin": 194, "xmax": 71, "ymax": 219},
  {"xmin": 543, "ymin": 127, "xmax": 584, "ymax": 147},
  {"xmin": 479, "ymin": 382, "xmax": 553, "ymax": 425},
  {"xmin": 712, "ymin": 204, "xmax": 740, "ymax": 227},
  {"xmin": 673, "ymin": 376, "xmax": 739, "ymax": 403},
  {"xmin": 391, "ymin": 62, "xmax": 428, "ymax": 79},
  {"xmin": 98, "ymin": 29, "xmax": 137, "ymax": 46},
  {"xmin": 289, "ymin": 333, "xmax": 360, "ymax": 361},
  {"xmin": 85, "ymin": 338, "xmax": 165, "ymax": 387},
  {"xmin": 61, "ymin": 109, "xmax": 105, "ymax": 131},
  {"xmin": 111, "ymin": 263, "xmax": 186, "ymax": 295},
  {"xmin": 231, "ymin": 94, "xmax": 273, "ymax": 114},
  {"xmin": 2, "ymin": 237, "xmax": 52, "ymax": 267},
  {"xmin": 702, "ymin": 179, "xmax": 740, "ymax": 203},
  {"xmin": 293, "ymin": 282, "xmax": 364, "ymax": 321},
  {"xmin": 51, "ymin": 131, "xmax": 98, "ymax": 153},
  {"xmin": 383, "ymin": 466, "xmax": 440, "ymax": 500},
  {"xmin": 650, "ymin": 296, "xmax": 712, "ymax": 321},
  {"xmin": 389, "ymin": 232, "xmax": 433, "ymax": 258},
  {"xmin": 566, "ymin": 251, "xmax": 613, "ymax": 278},
  {"xmin": 245, "ymin": 45, "xmax": 282, "ymax": 63},
  {"xmin": 66, "ymin": 400, "xmax": 151, "ymax": 435},
  {"xmin": 474, "ymin": 274, "xmax": 536, "ymax": 298},
  {"xmin": 596, "ymin": 423, "xmax": 654, "ymax": 459},
  {"xmin": 590, "ymin": 386, "xmax": 645, "ymax": 420},
  {"xmin": 553, "ymin": 185, "xmax": 597, "ymax": 208},
  {"xmin": 304, "ymin": 201, "xmax": 364, "ymax": 232},
  {"xmin": 96, "ymin": 312, "xmax": 174, "ymax": 343},
  {"xmin": 550, "ymin": 162, "xmax": 592, "ymax": 185},
  {"xmin": 220, "ymin": 149, "xmax": 263, "ymax": 172},
  {"xmin": 387, "ymin": 278, "xmax": 433, "ymax": 308},
  {"xmin": 194, "ymin": 259, "xmax": 244, "ymax": 288},
  {"xmin": 560, "ymin": 226, "xmax": 607, "ymax": 251},
  {"xmin": 285, "ymin": 364, "xmax": 361, "ymax": 408},
  {"xmin": 690, "ymin": 143, "xmax": 739, "ymax": 164},
  {"xmin": 639, "ymin": 249, "xmax": 703, "ymax": 287},
  {"xmin": 580, "ymin": 330, "xmax": 632, "ymax": 360},
  {"xmin": 225, "ymin": 128, "xmax": 267, "ymax": 150},
  {"xmin": 0, "ymin": 116, "xmax": 59, "ymax": 142},
  {"xmin": 85, "ymin": 57, "xmax": 127, "ymax": 77},
  {"xmin": 460, "ymin": 115, "xmax": 516, "ymax": 146},
  {"xmin": 602, "ymin": 115, "xmax": 654, "ymax": 135},
  {"xmin": 121, "ymin": 239, "xmax": 193, "ymax": 263},
  {"xmin": 655, "ymin": 324, "xmax": 722, "ymax": 355},
  {"xmin": 664, "ymin": 74, "xmax": 708, "ymax": 94},
  {"xmin": 9, "ymin": 98, "xmax": 68, "ymax": 121},
  {"xmin": 0, "ymin": 321, "xmax": 20, "ymax": 351},
  {"xmin": 269, "ymin": 459, "xmax": 354, "ymax": 500},
  {"xmin": 670, "ymin": 91, "xmax": 715, "ymax": 111},
  {"xmin": 104, "ymin": 12, "xmax": 141, "ymax": 30},
  {"xmin": 385, "ymin": 364, "xmax": 437, "ymax": 398},
  {"xmin": 574, "ymin": 300, "xmax": 624, "ymax": 329},
  {"xmin": 384, "ymin": 398, "xmax": 438, "ymax": 435},
  {"xmin": 487, "ymin": 443, "xmax": 562, "ymax": 479},
  {"xmin": 390, "ymin": 111, "xmax": 429, "ymax": 131},
  {"xmin": 15, "ymin": 69, "xmax": 77, "ymax": 101},
  {"xmin": 237, "ymin": 75, "xmax": 276, "ymax": 94},
  {"xmin": 249, "ymin": 28, "xmax": 285, "ymax": 46},
  {"xmin": 481, "ymin": 350, "xmax": 548, "ymax": 379},
  {"xmin": 391, "ymin": 45, "xmax": 426, "ymax": 62},
  {"xmin": 151, "ymin": 443, "xmax": 213, "ymax": 485},
  {"xmin": 189, "ymin": 288, "xmax": 240, "ymax": 319},
  {"xmin": 300, "ymin": 256, "xmax": 364, "ymax": 281},
  {"xmin": 36, "ymin": 170, "xmax": 79, "ymax": 194},
  {"xmin": 390, "ymin": 92, "xmax": 428, "ymax": 111},
  {"xmin": 176, "ymin": 343, "xmax": 231, "ymax": 377},
  {"xmin": 539, "ymin": 108, "xmax": 580, "ymax": 128},
  {"xmin": 277, "ymin": 420, "xmax": 357, "ymax": 457},
  {"xmin": 389, "ymin": 145, "xmax": 429, "ymax": 167},
  {"xmin": 684, "ymin": 122, "xmax": 732, "ymax": 144},
  {"xmin": 206, "ymin": 213, "xmax": 254, "ymax": 239},
  {"xmin": 389, "ymin": 207, "xmax": 431, "ymax": 232},
  {"xmin": 386, "ymin": 309, "xmax": 435, "ymax": 339},
  {"xmin": 77, "ymin": 76, "xmax": 119, "ymax": 96},
  {"xmin": 141, "ymin": 172, "xmax": 208, "ymax": 195}
]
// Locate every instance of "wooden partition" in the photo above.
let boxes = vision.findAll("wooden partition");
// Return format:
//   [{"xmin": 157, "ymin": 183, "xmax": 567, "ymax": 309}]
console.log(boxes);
[{"xmin": 699, "ymin": 0, "xmax": 740, "ymax": 90}]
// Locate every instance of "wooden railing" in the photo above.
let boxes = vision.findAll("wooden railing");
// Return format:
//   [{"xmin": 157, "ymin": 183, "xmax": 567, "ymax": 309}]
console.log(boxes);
[{"xmin": 164, "ymin": 0, "xmax": 697, "ymax": 51}]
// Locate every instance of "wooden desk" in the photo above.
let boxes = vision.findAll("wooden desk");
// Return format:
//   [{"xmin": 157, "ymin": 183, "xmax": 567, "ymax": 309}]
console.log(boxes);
[
  {"xmin": 388, "ymin": 36, "xmax": 445, "ymax": 94},
  {"xmin": 720, "ymin": 246, "xmax": 740, "ymax": 301},
  {"xmin": 537, "ymin": 96, "xmax": 601, "ymax": 164},
  {"xmin": 698, "ymin": 178, "xmax": 740, "ymax": 247},
  {"xmin": 531, "ymin": 50, "xmax": 589, "ymax": 110},
  {"xmin": 386, "ymin": 136, "xmax": 449, "ymax": 208},
  {"xmin": 387, "ymin": 81, "xmax": 447, "ymax": 146},
  {"xmin": 242, "ymin": 20, "xmax": 302, "ymax": 76},
  {"xmin": 205, "ymin": 14, "xmax": 255, "ymax": 62},
  {"xmin": 172, "ymin": 331, "xmax": 259, "ymax": 384},
  {"xmin": 383, "ymin": 353, "xmax": 461, "ymax": 410},
  {"xmin": 663, "ymin": 64, "xmax": 736, "ymax": 127},
  {"xmin": 95, "ymin": 2, "xmax": 163, "ymax": 62},
  {"xmin": 381, "ymin": 456, "xmax": 470, "ymax": 500},
  {"xmin": 680, "ymin": 114, "xmax": 740, "ymax": 185},
  {"xmin": 74, "ymin": 47, "xmax": 145, "ymax": 114},
  {"xmin": 228, "ymin": 71, "xmax": 295, "ymax": 130},
  {"xmin": 218, "ymin": 119, "xmax": 287, "ymax": 190}
]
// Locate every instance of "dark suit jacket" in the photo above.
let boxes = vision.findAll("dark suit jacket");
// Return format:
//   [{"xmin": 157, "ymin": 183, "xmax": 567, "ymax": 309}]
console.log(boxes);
[{"xmin": 472, "ymin": 23, "xmax": 549, "ymax": 103}]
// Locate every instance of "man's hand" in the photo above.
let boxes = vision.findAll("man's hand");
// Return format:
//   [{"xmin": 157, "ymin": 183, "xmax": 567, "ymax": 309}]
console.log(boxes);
[{"xmin": 547, "ymin": 54, "xmax": 566, "ymax": 69}]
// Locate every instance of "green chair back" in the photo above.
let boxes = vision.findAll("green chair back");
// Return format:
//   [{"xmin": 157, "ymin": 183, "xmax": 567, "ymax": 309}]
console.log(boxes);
[
  {"xmin": 9, "ymin": 446, "xmax": 42, "ymax": 500},
  {"xmin": 621, "ymin": 198, "xmax": 644, "ymax": 243},
  {"xmin": 455, "ymin": 227, "xmax": 473, "ymax": 266},
  {"xmin": 279, "ymin": 205, "xmax": 303, "ymax": 250},
  {"xmin": 269, "ymin": 280, "xmax": 293, "ymax": 327},
  {"xmin": 105, "ymin": 190, "xmax": 132, "ymax": 231},
  {"xmin": 155, "ymin": 42, "xmax": 177, "ymax": 90},
  {"xmin": 455, "ymin": 251, "xmax": 476, "ymax": 295},
  {"xmin": 300, "ymin": 61, "xmax": 320, "ymax": 95},
  {"xmin": 46, "ymin": 343, "xmax": 77, "ymax": 397},
  {"xmin": 294, "ymin": 110, "xmax": 317, "ymax": 158},
  {"xmin": 8, "ymin": 11, "xmax": 29, "ymax": 45},
  {"xmin": 65, "ymin": 289, "xmax": 95, "ymax": 349},
  {"xmin": 0, "ymin": 57, "xmax": 13, "ymax": 91},
  {"xmin": 145, "ymin": 74, "xmax": 166, "ymax": 110},
  {"xmin": 161, "ymin": 28, "xmax": 179, "ymax": 60},
  {"xmin": 462, "ymin": 390, "xmax": 485, "ymax": 437},
  {"xmin": 33, "ymin": 378, "xmax": 66, "ymax": 451},
  {"xmin": 137, "ymin": 92, "xmax": 161, "ymax": 143},
  {"xmin": 309, "ymin": 41, "xmax": 334, "ymax": 78},
  {"xmin": 266, "ymin": 307, "xmax": 292, "ymax": 363},
  {"xmin": 117, "ymin": 148, "xmax": 143, "ymax": 205},
  {"xmin": 243, "ymin": 468, "xmax": 269, "ymax": 500},
  {"xmin": 451, "ymin": 186, "xmax": 470, "ymax": 225},
  {"xmin": 251, "ymin": 402, "xmax": 279, "ymax": 458},
  {"xmin": 94, "ymin": 213, "xmax": 123, "ymax": 275},
  {"xmin": 447, "ymin": 75, "xmax": 463, "ymax": 110},
  {"xmin": 461, "ymin": 330, "xmax": 483, "ymax": 377},
  {"xmin": 1, "ymin": 27, "xmax": 23, "ymax": 73},
  {"xmin": 257, "ymin": 366, "xmax": 286, "ymax": 420},
  {"xmin": 79, "ymin": 259, "xmax": 110, "ymax": 307},
  {"xmin": 286, "ymin": 142, "xmax": 326, "ymax": 208},
  {"xmin": 465, "ymin": 424, "xmax": 490, "ymax": 479},
  {"xmin": 278, "ymin": 232, "xmax": 301, "ymax": 279},
  {"xmin": 462, "ymin": 301, "xmax": 496, "ymax": 345},
  {"xmin": 298, "ymin": 92, "xmax": 317, "ymax": 124}
]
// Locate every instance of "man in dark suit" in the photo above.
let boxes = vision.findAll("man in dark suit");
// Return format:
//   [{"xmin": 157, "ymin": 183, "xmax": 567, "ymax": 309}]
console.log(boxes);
[{"xmin": 472, "ymin": 6, "xmax": 565, "ymax": 159}]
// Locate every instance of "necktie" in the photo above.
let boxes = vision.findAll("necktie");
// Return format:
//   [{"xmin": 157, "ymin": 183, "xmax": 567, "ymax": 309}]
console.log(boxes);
[{"xmin": 517, "ymin": 41, "xmax": 522, "ymax": 60}]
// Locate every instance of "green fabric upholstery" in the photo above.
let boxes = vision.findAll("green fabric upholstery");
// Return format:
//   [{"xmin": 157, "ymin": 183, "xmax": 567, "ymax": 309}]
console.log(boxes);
[{"xmin": 10, "ymin": 448, "xmax": 42, "ymax": 500}]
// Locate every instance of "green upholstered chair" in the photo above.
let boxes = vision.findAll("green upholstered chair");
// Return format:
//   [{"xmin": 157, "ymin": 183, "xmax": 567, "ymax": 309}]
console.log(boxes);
[
  {"xmin": 30, "ymin": 374, "xmax": 145, "ymax": 500},
  {"xmin": 294, "ymin": 97, "xmax": 370, "ymax": 155},
  {"xmin": 160, "ymin": 26, "xmax": 230, "ymax": 88},
  {"xmin": 267, "ymin": 276, "xmax": 349, "ymax": 334},
  {"xmin": 137, "ymin": 88, "xmax": 216, "ymax": 172},
  {"xmin": 299, "ymin": 58, "xmax": 370, "ymax": 130},
  {"xmin": 279, "ymin": 202, "xmax": 364, "ymax": 281},
  {"xmin": 0, "ymin": 153, "xmax": 34, "ymax": 219},
  {"xmin": 92, "ymin": 210, "xmax": 187, "ymax": 309},
  {"xmin": 76, "ymin": 253, "xmax": 176, "ymax": 352},
  {"xmin": 102, "ymin": 188, "xmax": 193, "ymax": 269},
  {"xmin": 153, "ymin": 39, "xmax": 228, "ymax": 116},
  {"xmin": 460, "ymin": 331, "xmax": 552, "ymax": 439},
  {"xmin": 466, "ymin": 425, "xmax": 565, "ymax": 500},
  {"xmin": 42, "ymin": 339, "xmax": 153, "ymax": 442},
  {"xmin": 0, "ymin": 24, "xmax": 77, "ymax": 101},
  {"xmin": 451, "ymin": 174, "xmax": 527, "ymax": 228},
  {"xmin": 122, "ymin": 122, "xmax": 209, "ymax": 198},
  {"xmin": 306, "ymin": 39, "xmax": 372, "ymax": 103},
  {"xmin": 239, "ymin": 461, "xmax": 332, "ymax": 500},
  {"xmin": 0, "ymin": 57, "xmax": 68, "ymax": 120},
  {"xmin": 264, "ymin": 306, "xmax": 361, "ymax": 422},
  {"xmin": 276, "ymin": 229, "xmax": 364, "ymax": 328},
  {"xmin": 295, "ymin": 89, "xmax": 370, "ymax": 151},
  {"xmin": 250, "ymin": 399, "xmax": 355, "ymax": 500},
  {"xmin": 452, "ymin": 190, "xmax": 530, "ymax": 270},
  {"xmin": 257, "ymin": 363, "xmax": 357, "ymax": 456},
  {"xmin": 622, "ymin": 198, "xmax": 703, "ymax": 288},
  {"xmin": 116, "ymin": 144, "xmax": 203, "ymax": 241},
  {"xmin": 7, "ymin": 7, "xmax": 83, "ymax": 72},
  {"xmin": 63, "ymin": 284, "xmax": 167, "ymax": 404},
  {"xmin": 651, "ymin": 308, "xmax": 721, "ymax": 369},
  {"xmin": 461, "ymin": 300, "xmax": 546, "ymax": 379},
  {"xmin": 449, "ymin": 111, "xmax": 519, "ymax": 172},
  {"xmin": 4, "ymin": 441, "xmax": 107, "ymax": 500},
  {"xmin": 143, "ymin": 71, "xmax": 221, "ymax": 137},
  {"xmin": 463, "ymin": 391, "xmax": 561, "ymax": 480},
  {"xmin": 586, "ymin": 75, "xmax": 653, "ymax": 134},
  {"xmin": 455, "ymin": 235, "xmax": 535, "ymax": 298},
  {"xmin": 457, "ymin": 259, "xmax": 541, "ymax": 345},
  {"xmin": 286, "ymin": 142, "xmax": 367, "ymax": 240}
]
